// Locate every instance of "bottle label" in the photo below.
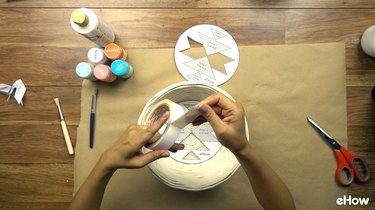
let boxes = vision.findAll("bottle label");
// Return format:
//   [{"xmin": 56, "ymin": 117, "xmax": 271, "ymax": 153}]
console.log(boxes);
[{"xmin": 82, "ymin": 19, "xmax": 115, "ymax": 47}]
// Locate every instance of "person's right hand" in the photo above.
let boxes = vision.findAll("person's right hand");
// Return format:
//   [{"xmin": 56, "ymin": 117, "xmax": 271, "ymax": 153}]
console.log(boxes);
[
  {"xmin": 194, "ymin": 93, "xmax": 249, "ymax": 154},
  {"xmin": 99, "ymin": 112, "xmax": 183, "ymax": 172}
]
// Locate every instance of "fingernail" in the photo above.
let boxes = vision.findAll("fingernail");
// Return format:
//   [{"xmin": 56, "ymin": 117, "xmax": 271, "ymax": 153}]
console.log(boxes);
[
  {"xmin": 161, "ymin": 151, "xmax": 170, "ymax": 157},
  {"xmin": 162, "ymin": 111, "xmax": 170, "ymax": 119},
  {"xmin": 176, "ymin": 143, "xmax": 185, "ymax": 149},
  {"xmin": 194, "ymin": 102, "xmax": 202, "ymax": 109},
  {"xmin": 192, "ymin": 120, "xmax": 202, "ymax": 126},
  {"xmin": 196, "ymin": 103, "xmax": 209, "ymax": 113}
]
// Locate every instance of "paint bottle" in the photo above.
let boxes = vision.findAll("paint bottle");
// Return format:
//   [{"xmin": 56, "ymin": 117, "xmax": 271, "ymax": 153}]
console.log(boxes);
[
  {"xmin": 361, "ymin": 25, "xmax": 375, "ymax": 57},
  {"xmin": 93, "ymin": 64, "xmax": 117, "ymax": 82},
  {"xmin": 111, "ymin": 60, "xmax": 134, "ymax": 79},
  {"xmin": 70, "ymin": 8, "xmax": 115, "ymax": 47},
  {"xmin": 75, "ymin": 62, "xmax": 97, "ymax": 81},
  {"xmin": 104, "ymin": 43, "xmax": 128, "ymax": 61},
  {"xmin": 87, "ymin": 47, "xmax": 110, "ymax": 64}
]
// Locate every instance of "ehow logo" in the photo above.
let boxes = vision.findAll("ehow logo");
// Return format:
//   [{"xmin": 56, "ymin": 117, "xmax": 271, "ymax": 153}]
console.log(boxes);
[{"xmin": 336, "ymin": 195, "xmax": 369, "ymax": 206}]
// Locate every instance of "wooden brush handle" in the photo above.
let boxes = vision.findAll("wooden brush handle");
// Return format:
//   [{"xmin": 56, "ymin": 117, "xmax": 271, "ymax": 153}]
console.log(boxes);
[{"xmin": 61, "ymin": 120, "xmax": 74, "ymax": 155}]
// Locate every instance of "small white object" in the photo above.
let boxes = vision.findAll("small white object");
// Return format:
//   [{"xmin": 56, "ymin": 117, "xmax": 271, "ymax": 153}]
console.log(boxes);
[
  {"xmin": 0, "ymin": 83, "xmax": 11, "ymax": 94},
  {"xmin": 0, "ymin": 79, "xmax": 26, "ymax": 105},
  {"xmin": 174, "ymin": 24, "xmax": 240, "ymax": 86},
  {"xmin": 70, "ymin": 8, "xmax": 115, "ymax": 47},
  {"xmin": 361, "ymin": 25, "xmax": 375, "ymax": 57},
  {"xmin": 11, "ymin": 79, "xmax": 26, "ymax": 105}
]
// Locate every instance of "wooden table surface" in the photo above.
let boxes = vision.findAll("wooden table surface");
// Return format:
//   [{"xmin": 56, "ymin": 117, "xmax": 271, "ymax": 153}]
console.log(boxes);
[{"xmin": 0, "ymin": 1, "xmax": 374, "ymax": 209}]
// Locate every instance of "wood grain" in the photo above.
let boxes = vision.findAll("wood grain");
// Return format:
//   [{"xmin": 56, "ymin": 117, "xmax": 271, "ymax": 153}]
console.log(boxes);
[
  {"xmin": 347, "ymin": 87, "xmax": 375, "ymax": 127},
  {"xmin": 0, "ymin": 164, "xmax": 73, "ymax": 202},
  {"xmin": 0, "ymin": 46, "xmax": 84, "ymax": 86},
  {"xmin": 0, "ymin": 202, "xmax": 70, "ymax": 210},
  {"xmin": 0, "ymin": 87, "xmax": 81, "ymax": 124},
  {"xmin": 0, "ymin": 9, "xmax": 286, "ymax": 48},
  {"xmin": 0, "ymin": 0, "xmax": 375, "ymax": 9},
  {"xmin": 0, "ymin": 2, "xmax": 374, "ymax": 209},
  {"xmin": 0, "ymin": 124, "xmax": 76, "ymax": 163}
]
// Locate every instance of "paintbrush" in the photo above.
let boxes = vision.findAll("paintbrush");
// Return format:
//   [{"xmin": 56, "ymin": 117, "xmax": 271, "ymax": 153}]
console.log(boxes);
[
  {"xmin": 89, "ymin": 88, "xmax": 98, "ymax": 148},
  {"xmin": 54, "ymin": 98, "xmax": 74, "ymax": 155}
]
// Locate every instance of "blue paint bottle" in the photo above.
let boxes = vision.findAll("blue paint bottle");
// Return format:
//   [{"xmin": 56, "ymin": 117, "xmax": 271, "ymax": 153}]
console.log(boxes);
[
  {"xmin": 110, "ymin": 60, "xmax": 134, "ymax": 79},
  {"xmin": 75, "ymin": 62, "xmax": 97, "ymax": 81}
]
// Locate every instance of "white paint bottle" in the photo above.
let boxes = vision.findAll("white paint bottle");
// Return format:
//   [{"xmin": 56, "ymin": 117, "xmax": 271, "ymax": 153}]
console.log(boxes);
[
  {"xmin": 87, "ymin": 47, "xmax": 110, "ymax": 64},
  {"xmin": 70, "ymin": 8, "xmax": 115, "ymax": 47},
  {"xmin": 361, "ymin": 25, "xmax": 375, "ymax": 57}
]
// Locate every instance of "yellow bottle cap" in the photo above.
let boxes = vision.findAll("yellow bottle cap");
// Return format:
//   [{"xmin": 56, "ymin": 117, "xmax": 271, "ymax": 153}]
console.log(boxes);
[{"xmin": 71, "ymin": 10, "xmax": 88, "ymax": 26}]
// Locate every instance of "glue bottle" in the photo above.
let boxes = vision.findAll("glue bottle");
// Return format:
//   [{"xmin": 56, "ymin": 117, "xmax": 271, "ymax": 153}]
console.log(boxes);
[
  {"xmin": 111, "ymin": 60, "xmax": 134, "ymax": 79},
  {"xmin": 70, "ymin": 8, "xmax": 115, "ymax": 47},
  {"xmin": 361, "ymin": 25, "xmax": 375, "ymax": 57}
]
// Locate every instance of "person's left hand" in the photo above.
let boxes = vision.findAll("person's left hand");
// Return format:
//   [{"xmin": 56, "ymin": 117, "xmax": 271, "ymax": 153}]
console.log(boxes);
[{"xmin": 99, "ymin": 112, "xmax": 184, "ymax": 172}]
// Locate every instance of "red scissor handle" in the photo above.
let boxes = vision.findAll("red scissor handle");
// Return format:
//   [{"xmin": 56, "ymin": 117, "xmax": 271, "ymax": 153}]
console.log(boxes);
[
  {"xmin": 334, "ymin": 150, "xmax": 354, "ymax": 186},
  {"xmin": 340, "ymin": 146, "xmax": 371, "ymax": 183}
]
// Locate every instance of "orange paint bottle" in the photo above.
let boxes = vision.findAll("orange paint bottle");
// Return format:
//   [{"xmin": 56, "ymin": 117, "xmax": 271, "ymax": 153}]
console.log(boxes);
[{"xmin": 104, "ymin": 43, "xmax": 128, "ymax": 61}]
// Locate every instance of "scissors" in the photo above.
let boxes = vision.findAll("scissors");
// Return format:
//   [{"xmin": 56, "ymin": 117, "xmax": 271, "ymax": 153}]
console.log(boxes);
[{"xmin": 307, "ymin": 117, "xmax": 370, "ymax": 186}]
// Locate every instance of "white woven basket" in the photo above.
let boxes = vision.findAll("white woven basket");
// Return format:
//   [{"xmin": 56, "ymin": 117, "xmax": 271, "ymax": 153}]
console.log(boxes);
[{"xmin": 138, "ymin": 81, "xmax": 249, "ymax": 191}]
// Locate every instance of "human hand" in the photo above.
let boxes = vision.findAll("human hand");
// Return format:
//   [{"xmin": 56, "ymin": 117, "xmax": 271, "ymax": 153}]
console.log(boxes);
[
  {"xmin": 99, "ymin": 112, "xmax": 184, "ymax": 172},
  {"xmin": 194, "ymin": 93, "xmax": 249, "ymax": 154}
]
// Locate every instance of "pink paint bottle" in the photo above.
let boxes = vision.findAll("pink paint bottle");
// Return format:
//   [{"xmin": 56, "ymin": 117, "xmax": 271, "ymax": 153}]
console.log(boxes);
[{"xmin": 93, "ymin": 64, "xmax": 117, "ymax": 82}]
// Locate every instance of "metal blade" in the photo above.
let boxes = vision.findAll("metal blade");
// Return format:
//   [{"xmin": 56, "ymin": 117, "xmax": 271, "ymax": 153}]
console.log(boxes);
[{"xmin": 307, "ymin": 117, "xmax": 341, "ymax": 150}]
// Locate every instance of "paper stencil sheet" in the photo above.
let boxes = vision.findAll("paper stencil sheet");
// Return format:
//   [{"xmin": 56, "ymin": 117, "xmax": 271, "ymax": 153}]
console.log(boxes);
[{"xmin": 174, "ymin": 24, "xmax": 239, "ymax": 86}]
